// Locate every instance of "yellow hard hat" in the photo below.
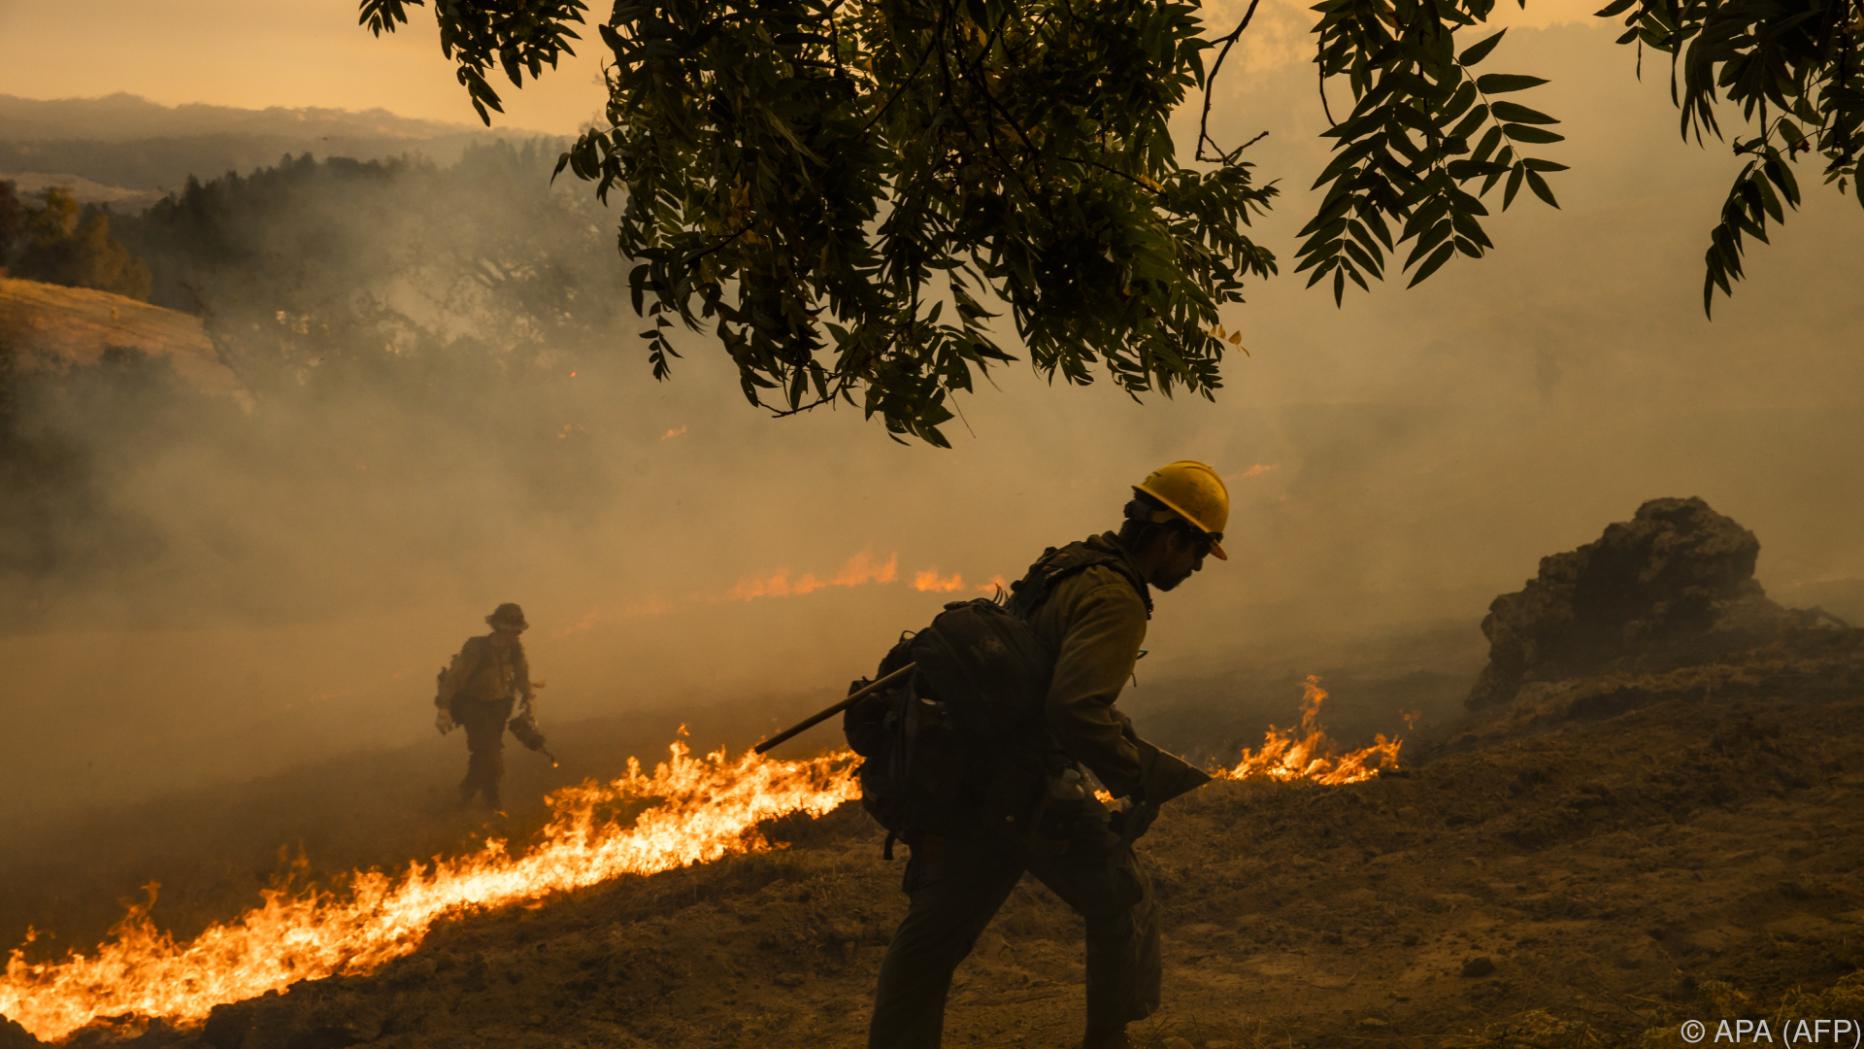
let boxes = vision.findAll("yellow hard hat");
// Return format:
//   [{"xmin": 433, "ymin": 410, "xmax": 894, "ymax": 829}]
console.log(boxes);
[{"xmin": 1133, "ymin": 460, "xmax": 1229, "ymax": 560}]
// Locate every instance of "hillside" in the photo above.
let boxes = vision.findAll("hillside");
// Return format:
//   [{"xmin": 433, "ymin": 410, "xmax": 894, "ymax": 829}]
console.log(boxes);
[
  {"xmin": 4, "ymin": 639, "xmax": 1862, "ymax": 1049},
  {"xmin": 0, "ymin": 95, "xmax": 484, "ymax": 144},
  {"xmin": 0, "ymin": 277, "xmax": 244, "ymax": 400},
  {"xmin": 0, "ymin": 174, "xmax": 163, "ymax": 212}
]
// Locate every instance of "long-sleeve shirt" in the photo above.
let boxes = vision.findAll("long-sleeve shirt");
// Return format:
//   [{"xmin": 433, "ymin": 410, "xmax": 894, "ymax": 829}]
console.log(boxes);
[
  {"xmin": 438, "ymin": 634, "xmax": 534, "ymax": 710},
  {"xmin": 1024, "ymin": 533, "xmax": 1151, "ymax": 797}
]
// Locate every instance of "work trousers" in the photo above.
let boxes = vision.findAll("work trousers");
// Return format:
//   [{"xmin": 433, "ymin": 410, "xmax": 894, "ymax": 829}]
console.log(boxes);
[
  {"xmin": 866, "ymin": 820, "xmax": 1159, "ymax": 1049},
  {"xmin": 452, "ymin": 696, "xmax": 514, "ymax": 807}
]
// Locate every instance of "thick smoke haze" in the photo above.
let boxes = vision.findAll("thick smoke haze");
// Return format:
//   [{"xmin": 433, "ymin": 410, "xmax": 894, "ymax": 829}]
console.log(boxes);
[{"xmin": 3, "ymin": 20, "xmax": 1861, "ymax": 854}]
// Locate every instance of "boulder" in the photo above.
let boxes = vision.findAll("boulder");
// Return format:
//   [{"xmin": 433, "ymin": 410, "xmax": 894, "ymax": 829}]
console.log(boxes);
[{"xmin": 1467, "ymin": 498, "xmax": 1839, "ymax": 709}]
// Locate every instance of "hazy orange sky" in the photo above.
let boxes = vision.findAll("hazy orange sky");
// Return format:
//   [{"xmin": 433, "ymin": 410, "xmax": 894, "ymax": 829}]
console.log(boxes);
[
  {"xmin": 0, "ymin": 0, "xmax": 1598, "ymax": 133},
  {"xmin": 0, "ymin": 0, "xmax": 607, "ymax": 133}
]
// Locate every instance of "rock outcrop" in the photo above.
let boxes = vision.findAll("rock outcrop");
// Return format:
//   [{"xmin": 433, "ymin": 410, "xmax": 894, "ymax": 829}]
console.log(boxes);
[{"xmin": 1467, "ymin": 497, "xmax": 1847, "ymax": 709}]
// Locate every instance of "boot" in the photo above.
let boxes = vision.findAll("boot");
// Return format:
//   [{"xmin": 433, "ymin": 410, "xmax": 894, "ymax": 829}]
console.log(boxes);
[{"xmin": 1081, "ymin": 1027, "xmax": 1132, "ymax": 1049}]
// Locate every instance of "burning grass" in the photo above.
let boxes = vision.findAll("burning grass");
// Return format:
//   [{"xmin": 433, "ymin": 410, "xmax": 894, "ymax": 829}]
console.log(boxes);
[
  {"xmin": 2, "ymin": 677, "xmax": 1404, "ymax": 1043},
  {"xmin": 1220, "ymin": 674, "xmax": 1403, "ymax": 785},
  {"xmin": 0, "ymin": 743, "xmax": 859, "ymax": 1043}
]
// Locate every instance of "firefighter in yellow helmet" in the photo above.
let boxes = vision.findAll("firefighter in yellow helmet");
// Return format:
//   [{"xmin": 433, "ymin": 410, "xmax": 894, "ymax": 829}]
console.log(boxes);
[
  {"xmin": 1130, "ymin": 458, "xmax": 1229, "ymax": 573},
  {"xmin": 866, "ymin": 461, "xmax": 1227, "ymax": 1049}
]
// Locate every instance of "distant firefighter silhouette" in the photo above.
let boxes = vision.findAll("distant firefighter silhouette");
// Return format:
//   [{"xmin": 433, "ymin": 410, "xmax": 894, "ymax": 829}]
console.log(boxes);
[{"xmin": 433, "ymin": 602, "xmax": 539, "ymax": 813}]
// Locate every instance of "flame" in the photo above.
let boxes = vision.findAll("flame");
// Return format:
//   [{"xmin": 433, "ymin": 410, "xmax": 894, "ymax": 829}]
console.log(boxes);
[
  {"xmin": 0, "ymin": 743, "xmax": 858, "ymax": 1044},
  {"xmin": 1219, "ymin": 675, "xmax": 1401, "ymax": 785},
  {"xmin": 1236, "ymin": 463, "xmax": 1279, "ymax": 480},
  {"xmin": 554, "ymin": 548, "xmax": 1010, "ymax": 626},
  {"xmin": 3, "ymin": 671, "xmax": 1403, "ymax": 1042},
  {"xmin": 659, "ymin": 425, "xmax": 687, "ymax": 441},
  {"xmin": 729, "ymin": 550, "xmax": 899, "ymax": 601},
  {"xmin": 911, "ymin": 569, "xmax": 966, "ymax": 593},
  {"xmin": 912, "ymin": 570, "xmax": 1008, "ymax": 596}
]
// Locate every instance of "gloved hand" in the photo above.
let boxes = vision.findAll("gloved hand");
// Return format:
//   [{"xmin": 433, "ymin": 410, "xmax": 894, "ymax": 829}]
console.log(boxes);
[
  {"xmin": 1109, "ymin": 796, "xmax": 1159, "ymax": 843},
  {"xmin": 434, "ymin": 708, "xmax": 456, "ymax": 735}
]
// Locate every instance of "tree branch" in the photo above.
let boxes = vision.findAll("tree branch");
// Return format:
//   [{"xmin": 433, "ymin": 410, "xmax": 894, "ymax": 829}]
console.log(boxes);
[
  {"xmin": 859, "ymin": 21, "xmax": 942, "ymax": 134},
  {"xmin": 957, "ymin": 4, "xmax": 1047, "ymax": 180},
  {"xmin": 765, "ymin": 374, "xmax": 851, "ymax": 417},
  {"xmin": 1196, "ymin": 0, "xmax": 1265, "ymax": 163},
  {"xmin": 937, "ymin": 0, "xmax": 1040, "ymax": 203}
]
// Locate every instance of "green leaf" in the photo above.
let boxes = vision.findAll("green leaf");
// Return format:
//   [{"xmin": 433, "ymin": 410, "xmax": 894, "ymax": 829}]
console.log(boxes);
[
  {"xmin": 1490, "ymin": 100, "xmax": 1558, "ymax": 124},
  {"xmin": 1502, "ymin": 124, "xmax": 1565, "ymax": 144},
  {"xmin": 1359, "ymin": 205, "xmax": 1395, "ymax": 250},
  {"xmin": 1404, "ymin": 219, "xmax": 1454, "ymax": 267},
  {"xmin": 1473, "ymin": 125, "xmax": 1504, "ymax": 162},
  {"xmin": 1438, "ymin": 81, "xmax": 1479, "ymax": 125},
  {"xmin": 1458, "ymin": 29, "xmax": 1507, "ymax": 67},
  {"xmin": 1525, "ymin": 169, "xmax": 1559, "ymax": 208},
  {"xmin": 1762, "ymin": 157, "xmax": 1801, "ymax": 204},
  {"xmin": 1503, "ymin": 164, "xmax": 1526, "ymax": 208},
  {"xmin": 1451, "ymin": 204, "xmax": 1491, "ymax": 248},
  {"xmin": 1449, "ymin": 102, "xmax": 1491, "ymax": 144},
  {"xmin": 1476, "ymin": 73, "xmax": 1550, "ymax": 93},
  {"xmin": 1342, "ymin": 234, "xmax": 1384, "ymax": 277},
  {"xmin": 1406, "ymin": 240, "xmax": 1456, "ymax": 287}
]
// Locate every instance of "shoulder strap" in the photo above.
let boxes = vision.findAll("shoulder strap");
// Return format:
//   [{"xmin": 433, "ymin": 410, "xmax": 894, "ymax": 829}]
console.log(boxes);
[
  {"xmin": 459, "ymin": 635, "xmax": 495, "ymax": 686},
  {"xmin": 1006, "ymin": 541, "xmax": 1152, "ymax": 620}
]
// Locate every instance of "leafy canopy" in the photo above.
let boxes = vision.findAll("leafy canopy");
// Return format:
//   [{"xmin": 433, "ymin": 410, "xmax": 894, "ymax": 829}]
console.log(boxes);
[{"xmin": 362, "ymin": 0, "xmax": 1862, "ymax": 443}]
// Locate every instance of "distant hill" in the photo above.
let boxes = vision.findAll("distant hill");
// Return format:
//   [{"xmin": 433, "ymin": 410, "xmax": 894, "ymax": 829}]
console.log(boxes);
[
  {"xmin": 0, "ymin": 92, "xmax": 541, "ymax": 144},
  {"xmin": 0, "ymin": 93, "xmax": 564, "ymax": 201}
]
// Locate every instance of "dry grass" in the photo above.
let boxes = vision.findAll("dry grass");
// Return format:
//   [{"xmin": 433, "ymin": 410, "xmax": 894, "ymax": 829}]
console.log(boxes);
[{"xmin": 0, "ymin": 277, "xmax": 243, "ymax": 400}]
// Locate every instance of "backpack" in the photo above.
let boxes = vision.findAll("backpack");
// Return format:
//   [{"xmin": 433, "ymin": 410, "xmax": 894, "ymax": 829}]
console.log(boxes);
[
  {"xmin": 841, "ymin": 541, "xmax": 1149, "ymax": 856},
  {"xmin": 434, "ymin": 637, "xmax": 490, "ymax": 711}
]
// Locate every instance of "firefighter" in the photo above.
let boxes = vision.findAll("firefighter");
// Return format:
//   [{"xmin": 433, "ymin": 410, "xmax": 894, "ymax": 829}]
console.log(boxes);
[
  {"xmin": 434, "ymin": 602, "xmax": 536, "ymax": 813},
  {"xmin": 866, "ymin": 461, "xmax": 1228, "ymax": 1049}
]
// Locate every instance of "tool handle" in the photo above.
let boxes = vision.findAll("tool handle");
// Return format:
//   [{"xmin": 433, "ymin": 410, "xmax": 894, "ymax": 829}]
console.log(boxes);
[{"xmin": 754, "ymin": 663, "xmax": 917, "ymax": 755}]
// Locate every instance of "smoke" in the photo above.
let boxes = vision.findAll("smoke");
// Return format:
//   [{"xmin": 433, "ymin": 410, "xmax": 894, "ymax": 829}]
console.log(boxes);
[{"xmin": 2, "ymin": 19, "xmax": 1861, "ymax": 848}]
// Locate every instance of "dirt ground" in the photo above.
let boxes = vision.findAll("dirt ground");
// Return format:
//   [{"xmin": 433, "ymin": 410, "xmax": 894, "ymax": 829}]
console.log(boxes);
[{"xmin": 8, "ymin": 643, "xmax": 1863, "ymax": 1049}]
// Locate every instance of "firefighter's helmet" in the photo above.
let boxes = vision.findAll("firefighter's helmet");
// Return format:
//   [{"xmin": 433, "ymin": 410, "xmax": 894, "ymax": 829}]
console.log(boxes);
[
  {"xmin": 486, "ymin": 602, "xmax": 529, "ymax": 631},
  {"xmin": 1133, "ymin": 460, "xmax": 1229, "ymax": 560}
]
